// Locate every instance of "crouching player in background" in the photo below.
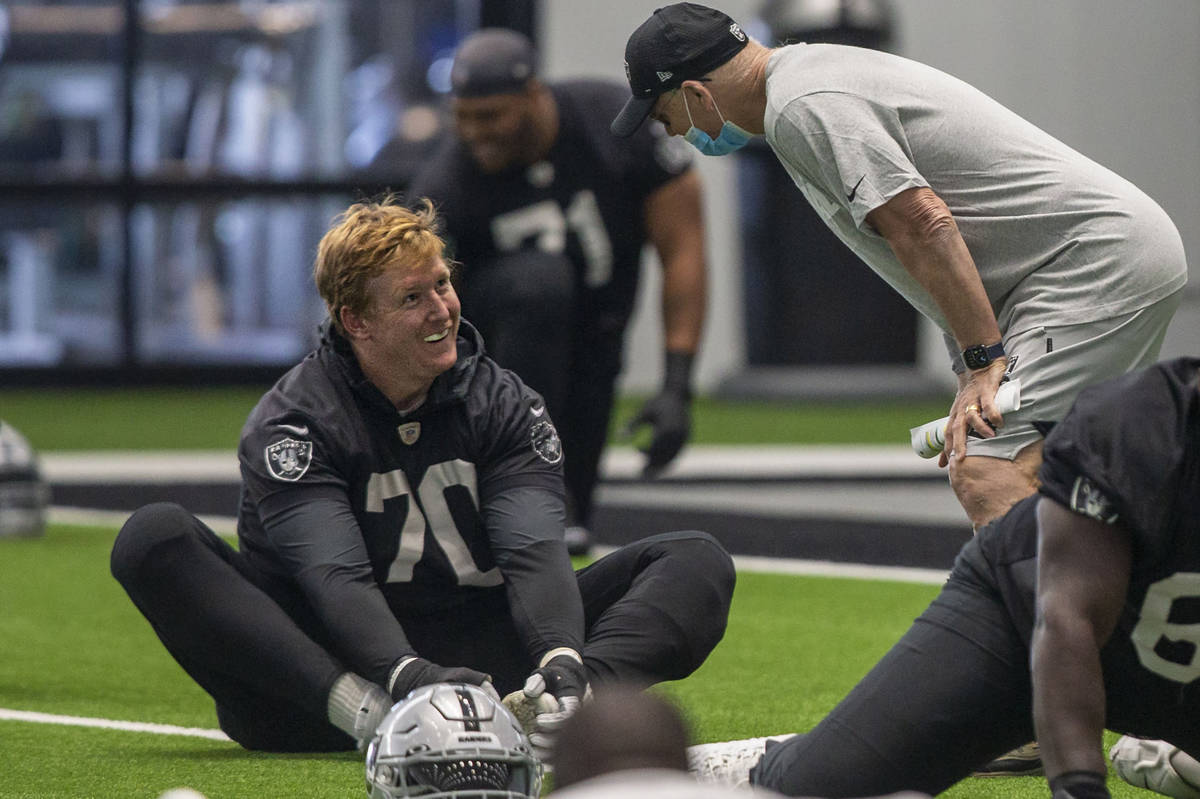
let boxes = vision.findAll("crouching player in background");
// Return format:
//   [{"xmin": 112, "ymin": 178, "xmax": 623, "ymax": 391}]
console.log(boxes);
[
  {"xmin": 689, "ymin": 358, "xmax": 1200, "ymax": 799},
  {"xmin": 110, "ymin": 196, "xmax": 734, "ymax": 756}
]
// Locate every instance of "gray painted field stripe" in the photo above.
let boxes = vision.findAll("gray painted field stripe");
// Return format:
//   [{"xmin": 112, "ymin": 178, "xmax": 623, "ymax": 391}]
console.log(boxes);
[
  {"xmin": 0, "ymin": 708, "xmax": 231, "ymax": 741},
  {"xmin": 41, "ymin": 445, "xmax": 942, "ymax": 484}
]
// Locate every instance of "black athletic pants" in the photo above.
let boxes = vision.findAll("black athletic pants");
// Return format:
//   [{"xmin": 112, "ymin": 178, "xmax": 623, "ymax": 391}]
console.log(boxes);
[
  {"xmin": 462, "ymin": 251, "xmax": 626, "ymax": 529},
  {"xmin": 752, "ymin": 533, "xmax": 1200, "ymax": 797},
  {"xmin": 111, "ymin": 502, "xmax": 734, "ymax": 752},
  {"xmin": 753, "ymin": 542, "xmax": 1035, "ymax": 797}
]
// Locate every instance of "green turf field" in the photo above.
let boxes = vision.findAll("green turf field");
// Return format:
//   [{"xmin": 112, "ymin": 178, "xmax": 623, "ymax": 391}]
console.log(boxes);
[
  {"xmin": 0, "ymin": 523, "xmax": 1140, "ymax": 799},
  {"xmin": 0, "ymin": 387, "xmax": 953, "ymax": 451}
]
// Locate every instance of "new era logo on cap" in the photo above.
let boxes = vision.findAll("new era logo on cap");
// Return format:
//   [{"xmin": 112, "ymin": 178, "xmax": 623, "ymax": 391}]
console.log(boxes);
[{"xmin": 612, "ymin": 3, "xmax": 750, "ymax": 137}]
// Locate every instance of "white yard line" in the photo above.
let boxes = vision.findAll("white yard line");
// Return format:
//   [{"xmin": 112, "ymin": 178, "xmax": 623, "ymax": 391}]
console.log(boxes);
[{"xmin": 0, "ymin": 707, "xmax": 230, "ymax": 741}]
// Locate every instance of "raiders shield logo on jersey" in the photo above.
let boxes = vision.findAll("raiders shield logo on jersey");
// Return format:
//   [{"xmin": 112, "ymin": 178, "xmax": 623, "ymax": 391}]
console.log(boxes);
[
  {"xmin": 1069, "ymin": 475, "xmax": 1118, "ymax": 523},
  {"xmin": 530, "ymin": 420, "xmax": 563, "ymax": 464},
  {"xmin": 265, "ymin": 438, "xmax": 313, "ymax": 481}
]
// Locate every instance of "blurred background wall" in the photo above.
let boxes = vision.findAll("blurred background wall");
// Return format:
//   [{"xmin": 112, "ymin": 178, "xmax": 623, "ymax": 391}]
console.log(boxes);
[{"xmin": 1, "ymin": 0, "xmax": 1196, "ymax": 395}]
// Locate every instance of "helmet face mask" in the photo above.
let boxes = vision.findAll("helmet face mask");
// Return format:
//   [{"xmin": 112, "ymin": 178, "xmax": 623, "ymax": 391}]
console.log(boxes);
[
  {"xmin": 0, "ymin": 421, "xmax": 48, "ymax": 539},
  {"xmin": 365, "ymin": 683, "xmax": 542, "ymax": 799}
]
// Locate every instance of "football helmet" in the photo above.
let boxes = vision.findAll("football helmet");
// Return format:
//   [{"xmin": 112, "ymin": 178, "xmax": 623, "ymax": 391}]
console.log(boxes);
[
  {"xmin": 0, "ymin": 420, "xmax": 48, "ymax": 538},
  {"xmin": 365, "ymin": 682, "xmax": 542, "ymax": 799}
]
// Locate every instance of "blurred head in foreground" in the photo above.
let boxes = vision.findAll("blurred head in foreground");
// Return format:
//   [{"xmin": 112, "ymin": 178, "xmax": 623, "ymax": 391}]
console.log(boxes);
[{"xmin": 551, "ymin": 685, "xmax": 690, "ymax": 789}]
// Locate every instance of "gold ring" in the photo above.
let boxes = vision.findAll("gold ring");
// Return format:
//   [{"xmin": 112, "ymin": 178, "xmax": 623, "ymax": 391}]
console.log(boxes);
[{"xmin": 965, "ymin": 404, "xmax": 980, "ymax": 414}]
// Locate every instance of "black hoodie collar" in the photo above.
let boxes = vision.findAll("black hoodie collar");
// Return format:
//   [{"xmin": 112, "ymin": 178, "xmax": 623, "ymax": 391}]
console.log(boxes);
[{"xmin": 319, "ymin": 318, "xmax": 485, "ymax": 417}]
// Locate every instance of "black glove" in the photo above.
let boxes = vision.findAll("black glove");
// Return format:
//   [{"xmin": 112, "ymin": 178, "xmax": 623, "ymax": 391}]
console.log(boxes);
[
  {"xmin": 525, "ymin": 653, "xmax": 589, "ymax": 704},
  {"xmin": 388, "ymin": 656, "xmax": 495, "ymax": 702},
  {"xmin": 625, "ymin": 351, "xmax": 694, "ymax": 478},
  {"xmin": 513, "ymin": 651, "xmax": 591, "ymax": 760},
  {"xmin": 1049, "ymin": 771, "xmax": 1111, "ymax": 799}
]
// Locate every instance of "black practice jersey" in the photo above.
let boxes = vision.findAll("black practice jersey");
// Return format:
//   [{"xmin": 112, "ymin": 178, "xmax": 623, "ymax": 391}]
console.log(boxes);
[
  {"xmin": 236, "ymin": 321, "xmax": 583, "ymax": 687},
  {"xmin": 407, "ymin": 79, "xmax": 692, "ymax": 325},
  {"xmin": 976, "ymin": 358, "xmax": 1200, "ymax": 734}
]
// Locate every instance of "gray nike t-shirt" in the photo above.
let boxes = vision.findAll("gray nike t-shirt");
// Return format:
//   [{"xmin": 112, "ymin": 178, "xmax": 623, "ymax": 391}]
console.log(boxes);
[{"xmin": 763, "ymin": 43, "xmax": 1187, "ymax": 339}]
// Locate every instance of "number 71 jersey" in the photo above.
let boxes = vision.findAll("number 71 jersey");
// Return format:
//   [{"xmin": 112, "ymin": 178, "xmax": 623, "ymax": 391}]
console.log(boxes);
[{"xmin": 407, "ymin": 79, "xmax": 691, "ymax": 321}]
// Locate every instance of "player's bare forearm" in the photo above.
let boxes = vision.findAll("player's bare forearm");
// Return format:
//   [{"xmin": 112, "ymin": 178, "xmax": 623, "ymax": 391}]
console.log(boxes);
[
  {"xmin": 660, "ymin": 250, "xmax": 706, "ymax": 355},
  {"xmin": 1033, "ymin": 499, "xmax": 1132, "ymax": 779},
  {"xmin": 645, "ymin": 169, "xmax": 707, "ymax": 354},
  {"xmin": 1032, "ymin": 603, "xmax": 1109, "ymax": 778}
]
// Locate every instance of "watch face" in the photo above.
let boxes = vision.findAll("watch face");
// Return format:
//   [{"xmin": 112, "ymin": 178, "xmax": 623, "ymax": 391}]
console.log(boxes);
[
  {"xmin": 966, "ymin": 346, "xmax": 987, "ymax": 369},
  {"xmin": 963, "ymin": 343, "xmax": 1003, "ymax": 370}
]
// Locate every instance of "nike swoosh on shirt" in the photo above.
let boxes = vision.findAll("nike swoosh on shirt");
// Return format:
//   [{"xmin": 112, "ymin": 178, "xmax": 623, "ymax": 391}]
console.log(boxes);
[
  {"xmin": 278, "ymin": 423, "xmax": 310, "ymax": 436},
  {"xmin": 530, "ymin": 404, "xmax": 546, "ymax": 417},
  {"xmin": 846, "ymin": 175, "xmax": 866, "ymax": 202}
]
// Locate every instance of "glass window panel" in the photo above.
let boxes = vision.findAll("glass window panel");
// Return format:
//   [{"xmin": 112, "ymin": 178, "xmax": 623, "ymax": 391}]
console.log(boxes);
[
  {"xmin": 131, "ymin": 195, "xmax": 347, "ymax": 366},
  {"xmin": 0, "ymin": 201, "xmax": 124, "ymax": 366},
  {"xmin": 133, "ymin": 0, "xmax": 474, "ymax": 181},
  {"xmin": 0, "ymin": 2, "xmax": 126, "ymax": 179},
  {"xmin": 0, "ymin": 0, "xmax": 489, "ymax": 379}
]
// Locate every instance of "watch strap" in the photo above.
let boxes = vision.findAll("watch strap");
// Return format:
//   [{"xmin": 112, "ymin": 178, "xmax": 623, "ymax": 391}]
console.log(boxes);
[{"xmin": 961, "ymin": 341, "xmax": 1006, "ymax": 370}]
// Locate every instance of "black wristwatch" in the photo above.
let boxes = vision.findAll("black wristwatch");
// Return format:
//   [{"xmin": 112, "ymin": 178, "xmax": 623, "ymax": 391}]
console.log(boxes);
[{"xmin": 961, "ymin": 341, "xmax": 1006, "ymax": 371}]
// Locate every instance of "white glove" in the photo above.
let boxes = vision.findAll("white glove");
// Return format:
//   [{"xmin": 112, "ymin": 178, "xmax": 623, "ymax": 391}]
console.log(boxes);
[{"xmin": 1110, "ymin": 735, "xmax": 1200, "ymax": 799}]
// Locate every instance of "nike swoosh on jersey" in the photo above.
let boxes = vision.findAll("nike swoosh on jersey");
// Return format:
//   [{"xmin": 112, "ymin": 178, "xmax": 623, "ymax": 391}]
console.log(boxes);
[
  {"xmin": 530, "ymin": 404, "xmax": 546, "ymax": 417},
  {"xmin": 278, "ymin": 423, "xmax": 310, "ymax": 436},
  {"xmin": 846, "ymin": 175, "xmax": 866, "ymax": 202}
]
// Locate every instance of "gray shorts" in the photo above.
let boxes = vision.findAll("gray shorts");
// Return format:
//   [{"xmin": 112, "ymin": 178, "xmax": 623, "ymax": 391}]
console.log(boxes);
[{"xmin": 966, "ymin": 288, "xmax": 1184, "ymax": 460}]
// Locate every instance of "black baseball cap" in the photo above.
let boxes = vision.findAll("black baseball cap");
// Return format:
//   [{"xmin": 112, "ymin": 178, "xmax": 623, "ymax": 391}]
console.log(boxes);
[
  {"xmin": 450, "ymin": 28, "xmax": 537, "ymax": 98},
  {"xmin": 611, "ymin": 3, "xmax": 749, "ymax": 137}
]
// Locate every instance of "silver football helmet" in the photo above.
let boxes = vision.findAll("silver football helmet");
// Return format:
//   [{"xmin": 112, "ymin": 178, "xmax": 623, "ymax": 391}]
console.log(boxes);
[
  {"xmin": 0, "ymin": 420, "xmax": 48, "ymax": 538},
  {"xmin": 365, "ymin": 682, "xmax": 542, "ymax": 799}
]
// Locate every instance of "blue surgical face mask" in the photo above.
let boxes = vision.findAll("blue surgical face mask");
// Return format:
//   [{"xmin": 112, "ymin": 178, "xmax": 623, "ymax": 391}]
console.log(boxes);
[{"xmin": 681, "ymin": 91, "xmax": 753, "ymax": 156}]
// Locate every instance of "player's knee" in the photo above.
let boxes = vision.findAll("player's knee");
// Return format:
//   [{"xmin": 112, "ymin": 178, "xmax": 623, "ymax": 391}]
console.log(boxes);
[
  {"xmin": 950, "ymin": 456, "xmax": 1039, "ymax": 528},
  {"xmin": 657, "ymin": 531, "xmax": 736, "ymax": 657},
  {"xmin": 656, "ymin": 530, "xmax": 735, "ymax": 589},
  {"xmin": 110, "ymin": 502, "xmax": 195, "ymax": 583}
]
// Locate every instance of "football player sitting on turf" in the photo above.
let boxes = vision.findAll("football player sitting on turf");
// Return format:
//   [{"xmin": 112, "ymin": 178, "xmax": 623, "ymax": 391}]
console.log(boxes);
[
  {"xmin": 687, "ymin": 358, "xmax": 1200, "ymax": 799},
  {"xmin": 110, "ymin": 196, "xmax": 735, "ymax": 755}
]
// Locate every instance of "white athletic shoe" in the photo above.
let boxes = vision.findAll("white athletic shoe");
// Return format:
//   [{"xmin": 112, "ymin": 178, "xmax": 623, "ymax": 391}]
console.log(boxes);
[
  {"xmin": 687, "ymin": 734, "xmax": 797, "ymax": 788},
  {"xmin": 1110, "ymin": 735, "xmax": 1200, "ymax": 799}
]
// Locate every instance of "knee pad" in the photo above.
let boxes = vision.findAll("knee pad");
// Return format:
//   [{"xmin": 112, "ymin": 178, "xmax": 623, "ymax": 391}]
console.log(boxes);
[{"xmin": 110, "ymin": 502, "xmax": 196, "ymax": 582}]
